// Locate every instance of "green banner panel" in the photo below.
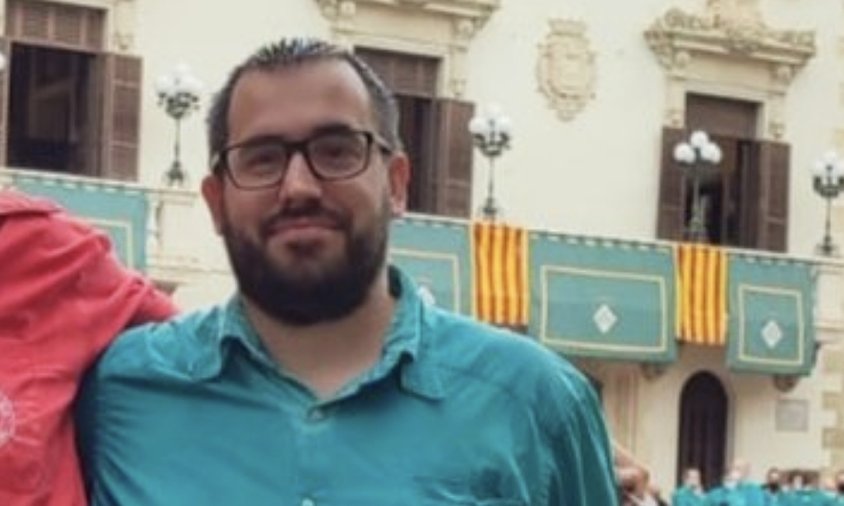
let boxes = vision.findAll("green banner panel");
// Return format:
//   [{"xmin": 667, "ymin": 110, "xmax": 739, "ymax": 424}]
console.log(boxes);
[
  {"xmin": 13, "ymin": 175, "xmax": 149, "ymax": 271},
  {"xmin": 529, "ymin": 234, "xmax": 677, "ymax": 363},
  {"xmin": 389, "ymin": 215, "xmax": 472, "ymax": 315},
  {"xmin": 727, "ymin": 255, "xmax": 816, "ymax": 375}
]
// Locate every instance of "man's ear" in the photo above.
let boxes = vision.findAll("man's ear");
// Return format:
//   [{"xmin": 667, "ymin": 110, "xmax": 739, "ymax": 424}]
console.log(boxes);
[
  {"xmin": 386, "ymin": 152, "xmax": 410, "ymax": 217},
  {"xmin": 201, "ymin": 174, "xmax": 225, "ymax": 235}
]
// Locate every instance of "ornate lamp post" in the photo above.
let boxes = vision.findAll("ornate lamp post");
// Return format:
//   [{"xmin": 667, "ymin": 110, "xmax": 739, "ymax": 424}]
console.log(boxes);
[
  {"xmin": 468, "ymin": 104, "xmax": 512, "ymax": 221},
  {"xmin": 812, "ymin": 150, "xmax": 844, "ymax": 256},
  {"xmin": 673, "ymin": 130, "xmax": 722, "ymax": 242},
  {"xmin": 155, "ymin": 64, "xmax": 203, "ymax": 187}
]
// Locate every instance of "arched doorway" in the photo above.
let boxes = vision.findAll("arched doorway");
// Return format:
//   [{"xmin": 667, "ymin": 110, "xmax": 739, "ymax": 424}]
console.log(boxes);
[{"xmin": 676, "ymin": 371, "xmax": 728, "ymax": 490}]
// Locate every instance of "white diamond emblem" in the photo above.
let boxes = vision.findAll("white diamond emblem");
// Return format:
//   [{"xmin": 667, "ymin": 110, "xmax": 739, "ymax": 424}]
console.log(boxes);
[
  {"xmin": 593, "ymin": 304, "xmax": 618, "ymax": 335},
  {"xmin": 762, "ymin": 320, "xmax": 784, "ymax": 349}
]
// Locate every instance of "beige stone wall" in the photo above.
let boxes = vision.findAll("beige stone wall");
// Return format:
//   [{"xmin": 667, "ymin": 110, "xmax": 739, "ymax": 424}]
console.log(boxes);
[
  {"xmin": 822, "ymin": 345, "xmax": 844, "ymax": 470},
  {"xmin": 130, "ymin": 0, "xmax": 844, "ymax": 484},
  {"xmin": 114, "ymin": 0, "xmax": 841, "ymax": 255}
]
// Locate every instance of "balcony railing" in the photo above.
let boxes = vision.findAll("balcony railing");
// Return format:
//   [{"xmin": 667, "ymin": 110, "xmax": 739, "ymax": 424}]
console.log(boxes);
[
  {"xmin": 3, "ymin": 167, "xmax": 842, "ymax": 375},
  {"xmin": 390, "ymin": 213, "xmax": 844, "ymax": 375},
  {"xmin": 0, "ymin": 167, "xmax": 201, "ymax": 291}
]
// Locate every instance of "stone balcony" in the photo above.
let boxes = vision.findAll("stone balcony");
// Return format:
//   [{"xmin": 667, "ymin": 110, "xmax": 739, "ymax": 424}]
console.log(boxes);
[
  {"xmin": 391, "ymin": 213, "xmax": 844, "ymax": 375},
  {"xmin": 0, "ymin": 167, "xmax": 203, "ymax": 293},
  {"xmin": 3, "ymin": 165, "xmax": 843, "ymax": 374}
]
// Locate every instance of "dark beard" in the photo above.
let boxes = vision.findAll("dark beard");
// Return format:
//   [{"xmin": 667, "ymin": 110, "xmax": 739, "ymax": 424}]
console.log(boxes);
[{"xmin": 221, "ymin": 199, "xmax": 389, "ymax": 326}]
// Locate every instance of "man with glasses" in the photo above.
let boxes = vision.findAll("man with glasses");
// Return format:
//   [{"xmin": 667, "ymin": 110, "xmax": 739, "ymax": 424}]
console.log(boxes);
[{"xmin": 77, "ymin": 37, "xmax": 617, "ymax": 505}]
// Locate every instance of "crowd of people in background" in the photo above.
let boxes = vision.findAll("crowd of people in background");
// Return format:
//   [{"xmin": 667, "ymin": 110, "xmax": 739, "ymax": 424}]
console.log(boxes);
[{"xmin": 663, "ymin": 459, "xmax": 844, "ymax": 505}]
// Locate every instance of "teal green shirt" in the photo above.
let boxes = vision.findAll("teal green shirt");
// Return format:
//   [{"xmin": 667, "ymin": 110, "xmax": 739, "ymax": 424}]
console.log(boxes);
[
  {"xmin": 781, "ymin": 489, "xmax": 833, "ymax": 506},
  {"xmin": 77, "ymin": 267, "xmax": 618, "ymax": 506},
  {"xmin": 672, "ymin": 486, "xmax": 706, "ymax": 506},
  {"xmin": 706, "ymin": 486, "xmax": 748, "ymax": 506},
  {"xmin": 827, "ymin": 493, "xmax": 844, "ymax": 506}
]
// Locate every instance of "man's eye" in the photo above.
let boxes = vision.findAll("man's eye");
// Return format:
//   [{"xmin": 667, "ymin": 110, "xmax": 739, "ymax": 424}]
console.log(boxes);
[
  {"xmin": 241, "ymin": 147, "xmax": 286, "ymax": 171},
  {"xmin": 313, "ymin": 137, "xmax": 364, "ymax": 160}
]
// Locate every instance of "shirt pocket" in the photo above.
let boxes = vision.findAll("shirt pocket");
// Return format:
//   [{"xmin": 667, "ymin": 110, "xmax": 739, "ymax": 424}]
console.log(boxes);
[
  {"xmin": 413, "ymin": 476, "xmax": 527, "ymax": 506},
  {"xmin": 0, "ymin": 350, "xmax": 46, "ymax": 493}
]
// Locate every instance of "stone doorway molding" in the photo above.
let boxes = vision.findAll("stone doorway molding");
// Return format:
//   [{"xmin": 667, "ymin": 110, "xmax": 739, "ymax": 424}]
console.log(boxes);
[
  {"xmin": 644, "ymin": 0, "xmax": 815, "ymax": 140},
  {"xmin": 314, "ymin": 0, "xmax": 500, "ymax": 98}
]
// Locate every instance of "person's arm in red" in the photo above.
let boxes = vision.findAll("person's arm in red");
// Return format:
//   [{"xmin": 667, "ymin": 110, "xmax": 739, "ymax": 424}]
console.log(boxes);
[{"xmin": 0, "ymin": 190, "xmax": 178, "ymax": 353}]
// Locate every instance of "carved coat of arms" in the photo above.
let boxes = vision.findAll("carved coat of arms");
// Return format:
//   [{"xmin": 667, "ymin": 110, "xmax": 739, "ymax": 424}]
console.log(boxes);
[{"xmin": 537, "ymin": 19, "xmax": 596, "ymax": 122}]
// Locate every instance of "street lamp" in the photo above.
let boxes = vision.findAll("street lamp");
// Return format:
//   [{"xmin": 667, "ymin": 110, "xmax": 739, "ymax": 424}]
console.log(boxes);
[
  {"xmin": 812, "ymin": 150, "xmax": 844, "ymax": 256},
  {"xmin": 673, "ymin": 130, "xmax": 723, "ymax": 242},
  {"xmin": 469, "ymin": 104, "xmax": 512, "ymax": 221},
  {"xmin": 155, "ymin": 64, "xmax": 203, "ymax": 187}
]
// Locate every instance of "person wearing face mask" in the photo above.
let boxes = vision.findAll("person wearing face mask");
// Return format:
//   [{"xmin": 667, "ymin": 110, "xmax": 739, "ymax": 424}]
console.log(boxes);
[
  {"xmin": 763, "ymin": 467, "xmax": 785, "ymax": 505},
  {"xmin": 705, "ymin": 470, "xmax": 747, "ymax": 506},
  {"xmin": 732, "ymin": 458, "xmax": 766, "ymax": 506},
  {"xmin": 782, "ymin": 470, "xmax": 827, "ymax": 506},
  {"xmin": 823, "ymin": 470, "xmax": 844, "ymax": 506},
  {"xmin": 673, "ymin": 467, "xmax": 706, "ymax": 506}
]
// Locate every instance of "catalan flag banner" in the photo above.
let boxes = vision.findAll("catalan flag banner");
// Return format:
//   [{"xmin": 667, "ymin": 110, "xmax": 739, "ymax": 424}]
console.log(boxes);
[
  {"xmin": 528, "ymin": 233, "xmax": 677, "ymax": 363},
  {"xmin": 726, "ymin": 255, "xmax": 816, "ymax": 375},
  {"xmin": 389, "ymin": 215, "xmax": 473, "ymax": 315},
  {"xmin": 676, "ymin": 243, "xmax": 728, "ymax": 346},
  {"xmin": 471, "ymin": 222, "xmax": 529, "ymax": 327}
]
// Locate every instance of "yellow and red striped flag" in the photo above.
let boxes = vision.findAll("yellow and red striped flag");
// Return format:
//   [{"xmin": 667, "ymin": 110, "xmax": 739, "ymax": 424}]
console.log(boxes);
[
  {"xmin": 472, "ymin": 222, "xmax": 529, "ymax": 327},
  {"xmin": 676, "ymin": 243, "xmax": 728, "ymax": 346}
]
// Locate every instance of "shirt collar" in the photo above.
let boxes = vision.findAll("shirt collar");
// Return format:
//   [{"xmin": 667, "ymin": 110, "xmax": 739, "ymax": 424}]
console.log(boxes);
[
  {"xmin": 185, "ymin": 297, "xmax": 274, "ymax": 380},
  {"xmin": 382, "ymin": 266, "xmax": 445, "ymax": 401},
  {"xmin": 190, "ymin": 266, "xmax": 445, "ymax": 401}
]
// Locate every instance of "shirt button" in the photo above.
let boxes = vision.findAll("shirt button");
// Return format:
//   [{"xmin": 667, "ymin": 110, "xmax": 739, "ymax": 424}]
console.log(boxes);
[
  {"xmin": 301, "ymin": 498, "xmax": 316, "ymax": 506},
  {"xmin": 307, "ymin": 408, "xmax": 326, "ymax": 422}
]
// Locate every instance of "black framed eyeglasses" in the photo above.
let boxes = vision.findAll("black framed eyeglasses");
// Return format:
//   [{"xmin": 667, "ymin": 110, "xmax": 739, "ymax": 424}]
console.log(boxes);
[{"xmin": 213, "ymin": 128, "xmax": 393, "ymax": 190}]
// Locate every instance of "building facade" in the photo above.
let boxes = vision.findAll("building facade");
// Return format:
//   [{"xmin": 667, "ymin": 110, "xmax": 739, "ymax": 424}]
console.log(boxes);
[{"xmin": 1, "ymin": 0, "xmax": 844, "ymax": 493}]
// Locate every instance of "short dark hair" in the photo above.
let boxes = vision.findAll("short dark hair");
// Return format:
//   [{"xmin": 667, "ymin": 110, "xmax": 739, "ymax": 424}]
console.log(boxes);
[{"xmin": 206, "ymin": 37, "xmax": 401, "ymax": 171}]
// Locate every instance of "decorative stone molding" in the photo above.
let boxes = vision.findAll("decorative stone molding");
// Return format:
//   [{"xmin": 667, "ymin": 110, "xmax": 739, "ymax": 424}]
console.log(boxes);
[
  {"xmin": 112, "ymin": 0, "xmax": 136, "ymax": 52},
  {"xmin": 644, "ymin": 0, "xmax": 815, "ymax": 140},
  {"xmin": 536, "ymin": 19, "xmax": 597, "ymax": 122},
  {"xmin": 314, "ymin": 0, "xmax": 500, "ymax": 98}
]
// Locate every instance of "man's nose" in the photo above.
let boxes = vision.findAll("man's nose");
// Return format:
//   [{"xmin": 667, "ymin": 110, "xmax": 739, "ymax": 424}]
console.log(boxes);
[{"xmin": 277, "ymin": 151, "xmax": 322, "ymax": 201}]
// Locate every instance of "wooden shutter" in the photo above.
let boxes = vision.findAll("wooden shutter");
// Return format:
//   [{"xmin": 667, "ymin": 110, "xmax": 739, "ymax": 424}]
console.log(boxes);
[
  {"xmin": 433, "ymin": 99, "xmax": 474, "ymax": 217},
  {"xmin": 735, "ymin": 139, "xmax": 760, "ymax": 248},
  {"xmin": 686, "ymin": 93, "xmax": 757, "ymax": 139},
  {"xmin": 100, "ymin": 53, "xmax": 141, "ymax": 181},
  {"xmin": 756, "ymin": 141, "xmax": 790, "ymax": 252},
  {"xmin": 6, "ymin": 0, "xmax": 104, "ymax": 52},
  {"xmin": 656, "ymin": 127, "xmax": 687, "ymax": 240},
  {"xmin": 354, "ymin": 47, "xmax": 438, "ymax": 98}
]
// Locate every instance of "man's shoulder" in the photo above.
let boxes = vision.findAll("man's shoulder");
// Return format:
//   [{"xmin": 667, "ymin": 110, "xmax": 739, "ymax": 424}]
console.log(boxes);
[
  {"xmin": 94, "ymin": 305, "xmax": 224, "ymax": 378},
  {"xmin": 423, "ymin": 306, "xmax": 554, "ymax": 364},
  {"xmin": 421, "ymin": 307, "xmax": 592, "ymax": 405}
]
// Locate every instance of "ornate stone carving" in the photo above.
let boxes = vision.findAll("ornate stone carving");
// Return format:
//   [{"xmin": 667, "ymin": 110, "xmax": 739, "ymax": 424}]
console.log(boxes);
[
  {"xmin": 316, "ymin": 0, "xmax": 496, "ymax": 25},
  {"xmin": 645, "ymin": 1, "xmax": 816, "ymax": 139},
  {"xmin": 645, "ymin": 1, "xmax": 815, "ymax": 71},
  {"xmin": 316, "ymin": 0, "xmax": 356, "ymax": 21},
  {"xmin": 112, "ymin": 0, "xmax": 136, "ymax": 52},
  {"xmin": 314, "ymin": 0, "xmax": 500, "ymax": 99},
  {"xmin": 536, "ymin": 19, "xmax": 596, "ymax": 122}
]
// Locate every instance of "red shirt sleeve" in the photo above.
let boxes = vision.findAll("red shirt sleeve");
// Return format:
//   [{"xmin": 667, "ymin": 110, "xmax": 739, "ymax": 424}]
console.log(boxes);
[{"xmin": 0, "ymin": 193, "xmax": 178, "ymax": 355}]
